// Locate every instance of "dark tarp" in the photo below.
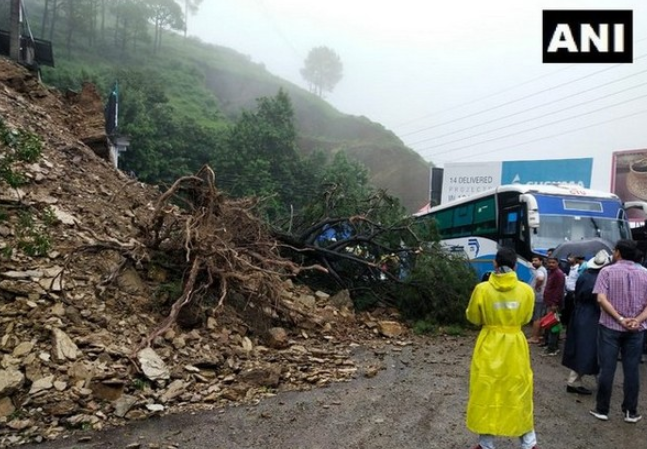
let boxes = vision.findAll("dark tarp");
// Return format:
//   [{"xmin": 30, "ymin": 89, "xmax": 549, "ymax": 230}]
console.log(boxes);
[{"xmin": 0, "ymin": 30, "xmax": 54, "ymax": 67}]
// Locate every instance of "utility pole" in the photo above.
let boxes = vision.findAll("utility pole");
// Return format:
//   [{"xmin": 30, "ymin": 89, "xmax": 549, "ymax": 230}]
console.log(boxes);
[{"xmin": 9, "ymin": 0, "xmax": 21, "ymax": 61}]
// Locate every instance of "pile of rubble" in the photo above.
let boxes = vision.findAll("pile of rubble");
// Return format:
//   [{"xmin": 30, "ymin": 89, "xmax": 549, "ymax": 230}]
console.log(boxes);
[{"xmin": 0, "ymin": 59, "xmax": 409, "ymax": 446}]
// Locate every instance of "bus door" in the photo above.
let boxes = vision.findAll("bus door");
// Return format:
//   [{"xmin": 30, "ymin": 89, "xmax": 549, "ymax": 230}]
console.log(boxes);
[
  {"xmin": 500, "ymin": 206, "xmax": 532, "ymax": 281},
  {"xmin": 500, "ymin": 206, "xmax": 527, "ymax": 256}
]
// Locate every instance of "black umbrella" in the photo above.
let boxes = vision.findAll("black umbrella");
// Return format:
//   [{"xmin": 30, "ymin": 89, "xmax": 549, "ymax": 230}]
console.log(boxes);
[{"xmin": 551, "ymin": 237, "xmax": 614, "ymax": 272}]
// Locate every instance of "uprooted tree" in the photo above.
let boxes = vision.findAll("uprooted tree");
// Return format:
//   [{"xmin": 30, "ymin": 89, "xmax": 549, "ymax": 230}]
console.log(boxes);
[
  {"xmin": 65, "ymin": 162, "xmax": 476, "ymax": 361},
  {"xmin": 63, "ymin": 165, "xmax": 326, "ymax": 354},
  {"xmin": 269, "ymin": 180, "xmax": 478, "ymax": 322}
]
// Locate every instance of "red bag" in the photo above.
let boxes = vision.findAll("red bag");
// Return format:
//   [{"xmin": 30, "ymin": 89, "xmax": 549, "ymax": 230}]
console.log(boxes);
[{"xmin": 539, "ymin": 311, "xmax": 560, "ymax": 329}]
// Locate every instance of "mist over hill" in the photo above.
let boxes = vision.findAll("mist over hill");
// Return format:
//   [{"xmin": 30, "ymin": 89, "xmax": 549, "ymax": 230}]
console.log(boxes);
[
  {"xmin": 191, "ymin": 41, "xmax": 431, "ymax": 212},
  {"xmin": 8, "ymin": 0, "xmax": 431, "ymax": 213}
]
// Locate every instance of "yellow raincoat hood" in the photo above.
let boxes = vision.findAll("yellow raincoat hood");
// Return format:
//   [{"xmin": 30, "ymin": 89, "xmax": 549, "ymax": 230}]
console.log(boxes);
[{"xmin": 487, "ymin": 270, "xmax": 518, "ymax": 292}]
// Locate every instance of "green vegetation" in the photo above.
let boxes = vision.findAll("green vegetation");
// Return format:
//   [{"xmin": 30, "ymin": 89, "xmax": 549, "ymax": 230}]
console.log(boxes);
[
  {"xmin": 0, "ymin": 119, "xmax": 43, "ymax": 188},
  {"xmin": 0, "ymin": 117, "xmax": 52, "ymax": 258},
  {"xmin": 412, "ymin": 320, "xmax": 435, "ymax": 335},
  {"xmin": 442, "ymin": 325, "xmax": 466, "ymax": 337},
  {"xmin": 15, "ymin": 208, "xmax": 54, "ymax": 257},
  {"xmin": 8, "ymin": 409, "xmax": 24, "ymax": 421},
  {"xmin": 132, "ymin": 377, "xmax": 151, "ymax": 391},
  {"xmin": 395, "ymin": 244, "xmax": 478, "ymax": 326},
  {"xmin": 151, "ymin": 279, "xmax": 184, "ymax": 313}
]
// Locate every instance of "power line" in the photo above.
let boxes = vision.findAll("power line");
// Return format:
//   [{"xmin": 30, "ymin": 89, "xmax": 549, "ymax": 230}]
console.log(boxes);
[
  {"xmin": 397, "ymin": 36, "xmax": 647, "ymax": 134},
  {"xmin": 399, "ymin": 52, "xmax": 647, "ymax": 139},
  {"xmin": 407, "ymin": 66, "xmax": 647, "ymax": 147},
  {"xmin": 432, "ymin": 108, "xmax": 647, "ymax": 164},
  {"xmin": 252, "ymin": 0, "xmax": 304, "ymax": 65},
  {"xmin": 392, "ymin": 63, "xmax": 577, "ymax": 130},
  {"xmin": 414, "ymin": 78, "xmax": 647, "ymax": 152},
  {"xmin": 420, "ymin": 90, "xmax": 647, "ymax": 158}
]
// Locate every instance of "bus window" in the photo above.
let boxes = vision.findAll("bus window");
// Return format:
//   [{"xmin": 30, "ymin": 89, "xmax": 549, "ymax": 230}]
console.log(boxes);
[
  {"xmin": 474, "ymin": 197, "xmax": 496, "ymax": 234},
  {"xmin": 434, "ymin": 209, "xmax": 453, "ymax": 236},
  {"xmin": 454, "ymin": 204, "xmax": 474, "ymax": 236},
  {"xmin": 503, "ymin": 211, "xmax": 519, "ymax": 235}
]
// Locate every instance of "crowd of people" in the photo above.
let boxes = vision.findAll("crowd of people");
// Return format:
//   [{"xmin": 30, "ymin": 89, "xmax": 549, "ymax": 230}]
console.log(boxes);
[{"xmin": 464, "ymin": 240, "xmax": 647, "ymax": 449}]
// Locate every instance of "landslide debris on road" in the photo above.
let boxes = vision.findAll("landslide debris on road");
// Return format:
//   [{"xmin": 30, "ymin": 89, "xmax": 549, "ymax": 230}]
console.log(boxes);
[{"xmin": 0, "ymin": 59, "xmax": 409, "ymax": 447}]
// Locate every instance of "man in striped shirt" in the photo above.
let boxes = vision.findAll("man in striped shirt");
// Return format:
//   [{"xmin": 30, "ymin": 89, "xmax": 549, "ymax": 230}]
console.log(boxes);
[{"xmin": 590, "ymin": 239, "xmax": 647, "ymax": 424}]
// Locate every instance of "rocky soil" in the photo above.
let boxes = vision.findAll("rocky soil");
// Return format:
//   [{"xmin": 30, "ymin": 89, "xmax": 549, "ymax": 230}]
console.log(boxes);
[
  {"xmin": 0, "ymin": 59, "xmax": 410, "ymax": 447},
  {"xmin": 14, "ymin": 333, "xmax": 647, "ymax": 449}
]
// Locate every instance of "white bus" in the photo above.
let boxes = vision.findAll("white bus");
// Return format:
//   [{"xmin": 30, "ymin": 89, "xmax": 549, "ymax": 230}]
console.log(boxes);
[{"xmin": 417, "ymin": 184, "xmax": 634, "ymax": 282}]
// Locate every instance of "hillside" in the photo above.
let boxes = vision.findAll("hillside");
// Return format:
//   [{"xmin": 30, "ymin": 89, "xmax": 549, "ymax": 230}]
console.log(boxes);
[
  {"xmin": 0, "ymin": 58, "xmax": 407, "ymax": 446},
  {"xmin": 31, "ymin": 29, "xmax": 430, "ymax": 213},
  {"xmin": 192, "ymin": 42, "xmax": 431, "ymax": 212}
]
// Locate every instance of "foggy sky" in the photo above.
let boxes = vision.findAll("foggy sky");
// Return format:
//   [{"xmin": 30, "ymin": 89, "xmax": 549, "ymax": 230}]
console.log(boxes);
[{"xmin": 189, "ymin": 0, "xmax": 647, "ymax": 192}]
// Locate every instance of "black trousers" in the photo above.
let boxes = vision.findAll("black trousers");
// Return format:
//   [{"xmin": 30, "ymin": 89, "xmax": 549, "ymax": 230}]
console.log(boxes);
[{"xmin": 562, "ymin": 291, "xmax": 575, "ymax": 329}]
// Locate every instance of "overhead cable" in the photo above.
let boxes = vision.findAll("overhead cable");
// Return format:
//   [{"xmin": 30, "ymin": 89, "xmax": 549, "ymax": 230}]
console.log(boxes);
[
  {"xmin": 432, "ymin": 108, "xmax": 647, "ymax": 164},
  {"xmin": 407, "ymin": 67, "xmax": 647, "ymax": 147},
  {"xmin": 421, "ymin": 91, "xmax": 647, "ymax": 158},
  {"xmin": 415, "ymin": 78, "xmax": 647, "ymax": 151},
  {"xmin": 399, "ymin": 52, "xmax": 647, "ymax": 138}
]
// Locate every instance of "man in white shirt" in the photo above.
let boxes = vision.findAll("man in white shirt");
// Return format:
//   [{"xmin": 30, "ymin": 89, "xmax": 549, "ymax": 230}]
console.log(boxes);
[
  {"xmin": 528, "ymin": 256, "xmax": 547, "ymax": 344},
  {"xmin": 562, "ymin": 254, "xmax": 582, "ymax": 328}
]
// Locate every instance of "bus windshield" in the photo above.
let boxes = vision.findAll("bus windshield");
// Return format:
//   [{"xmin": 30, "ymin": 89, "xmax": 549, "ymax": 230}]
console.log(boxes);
[{"xmin": 531, "ymin": 215, "xmax": 630, "ymax": 251}]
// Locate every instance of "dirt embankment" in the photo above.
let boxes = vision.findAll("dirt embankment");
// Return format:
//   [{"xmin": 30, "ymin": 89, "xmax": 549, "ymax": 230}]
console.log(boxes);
[{"xmin": 0, "ymin": 58, "xmax": 404, "ymax": 446}]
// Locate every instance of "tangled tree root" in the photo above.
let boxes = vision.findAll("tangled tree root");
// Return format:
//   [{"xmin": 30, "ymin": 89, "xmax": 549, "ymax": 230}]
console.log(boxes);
[
  {"xmin": 64, "ymin": 165, "xmax": 325, "ymax": 357},
  {"xmin": 130, "ymin": 165, "xmax": 330, "ymax": 353}
]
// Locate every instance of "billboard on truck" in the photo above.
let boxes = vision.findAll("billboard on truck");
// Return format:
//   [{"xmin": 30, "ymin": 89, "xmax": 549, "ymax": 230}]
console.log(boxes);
[{"xmin": 440, "ymin": 158, "xmax": 593, "ymax": 204}]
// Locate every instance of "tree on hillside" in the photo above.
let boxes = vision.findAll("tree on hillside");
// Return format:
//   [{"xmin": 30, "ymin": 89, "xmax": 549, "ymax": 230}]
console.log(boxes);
[
  {"xmin": 99, "ymin": 0, "xmax": 107, "ymax": 42},
  {"xmin": 217, "ymin": 89, "xmax": 308, "ymax": 219},
  {"xmin": 36, "ymin": 0, "xmax": 61, "ymax": 41},
  {"xmin": 300, "ymin": 152, "xmax": 372, "ymax": 220},
  {"xmin": 300, "ymin": 46, "xmax": 343, "ymax": 98},
  {"xmin": 58, "ymin": 0, "xmax": 91, "ymax": 54},
  {"xmin": 37, "ymin": 0, "xmax": 111, "ymax": 49},
  {"xmin": 111, "ymin": 0, "xmax": 150, "ymax": 53},
  {"xmin": 178, "ymin": 0, "xmax": 203, "ymax": 38},
  {"xmin": 83, "ymin": 0, "xmax": 101, "ymax": 46},
  {"xmin": 147, "ymin": 0, "xmax": 184, "ymax": 52},
  {"xmin": 114, "ymin": 68, "xmax": 222, "ymax": 184}
]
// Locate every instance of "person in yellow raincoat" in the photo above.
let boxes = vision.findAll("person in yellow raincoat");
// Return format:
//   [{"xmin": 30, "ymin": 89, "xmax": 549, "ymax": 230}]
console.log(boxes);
[{"xmin": 466, "ymin": 247, "xmax": 539, "ymax": 449}]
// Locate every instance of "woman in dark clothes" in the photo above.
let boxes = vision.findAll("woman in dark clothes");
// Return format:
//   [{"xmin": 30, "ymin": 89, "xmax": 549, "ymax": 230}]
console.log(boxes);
[{"xmin": 561, "ymin": 250, "xmax": 612, "ymax": 395}]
